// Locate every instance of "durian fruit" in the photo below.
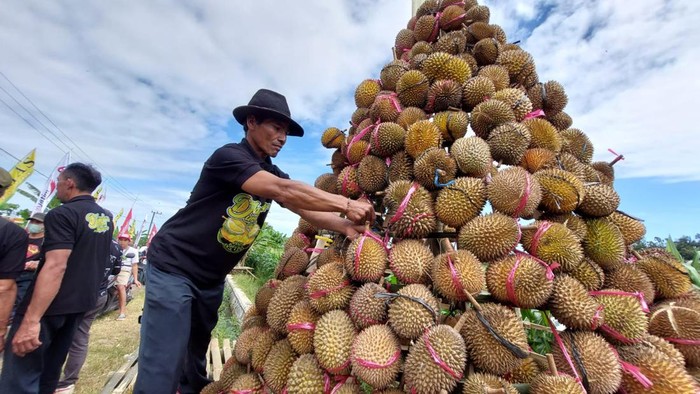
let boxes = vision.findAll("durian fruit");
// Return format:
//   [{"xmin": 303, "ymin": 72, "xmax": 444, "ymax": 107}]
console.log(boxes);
[
  {"xmin": 425, "ymin": 79, "xmax": 462, "ymax": 112},
  {"xmin": 462, "ymin": 76, "xmax": 495, "ymax": 110},
  {"xmin": 344, "ymin": 231, "xmax": 387, "ymax": 282},
  {"xmin": 355, "ymin": 79, "xmax": 382, "ymax": 109},
  {"xmin": 254, "ymin": 279, "xmax": 280, "ymax": 317},
  {"xmin": 405, "ymin": 119, "xmax": 442, "ymax": 159},
  {"xmin": 351, "ymin": 325, "xmax": 402, "ymax": 390},
  {"xmin": 388, "ymin": 283, "xmax": 440, "ymax": 340},
  {"xmin": 250, "ymin": 327, "xmax": 280, "ymax": 373},
  {"xmin": 439, "ymin": 4, "xmax": 468, "ymax": 30},
  {"xmin": 413, "ymin": 14, "xmax": 440, "ymax": 43},
  {"xmin": 470, "ymin": 99, "xmax": 516, "ymax": 139},
  {"xmin": 383, "ymin": 181, "xmax": 436, "ymax": 239},
  {"xmin": 465, "ymin": 4, "xmax": 491, "ymax": 24},
  {"xmin": 267, "ymin": 275, "xmax": 307, "ymax": 335},
  {"xmin": 314, "ymin": 173, "xmax": 338, "ymax": 194},
  {"xmin": 637, "ymin": 333, "xmax": 686, "ymax": 366},
  {"xmin": 314, "ymin": 310, "xmax": 356, "ymax": 375},
  {"xmin": 396, "ymin": 70, "xmax": 430, "ymax": 108},
  {"xmin": 337, "ymin": 165, "xmax": 362, "ymax": 199},
  {"xmin": 604, "ymin": 265, "xmax": 655, "ymax": 305},
  {"xmin": 560, "ymin": 128, "xmax": 594, "ymax": 164},
  {"xmin": 617, "ymin": 344, "xmax": 698, "ymax": 394},
  {"xmin": 521, "ymin": 221, "xmax": 584, "ymax": 271},
  {"xmin": 408, "ymin": 40, "xmax": 434, "ymax": 60},
  {"xmin": 322, "ymin": 127, "xmax": 345, "ymax": 149},
  {"xmin": 286, "ymin": 300, "xmax": 319, "ymax": 355},
  {"xmin": 520, "ymin": 148, "xmax": 557, "ymax": 173},
  {"xmin": 591, "ymin": 289, "xmax": 648, "ymax": 344},
  {"xmin": 345, "ymin": 140, "xmax": 370, "ymax": 165},
  {"xmin": 200, "ymin": 381, "xmax": 223, "ymax": 394},
  {"xmin": 608, "ymin": 210, "xmax": 646, "ymax": 245},
  {"xmin": 491, "ymin": 23, "xmax": 508, "ymax": 44},
  {"xmin": 285, "ymin": 230, "xmax": 311, "ymax": 251},
  {"xmin": 450, "ymin": 136, "xmax": 493, "ymax": 178},
  {"xmin": 235, "ymin": 325, "xmax": 265, "ymax": 364},
  {"xmin": 591, "ymin": 160, "xmax": 615, "ymax": 184},
  {"xmin": 461, "ymin": 303, "xmax": 529, "ymax": 375},
  {"xmin": 357, "ymin": 155, "xmax": 388, "ymax": 193},
  {"xmin": 432, "ymin": 249, "xmax": 486, "ymax": 302},
  {"xmin": 286, "ymin": 354, "xmax": 325, "ymax": 394},
  {"xmin": 421, "ymin": 51, "xmax": 472, "ymax": 83},
  {"xmin": 493, "ymin": 88, "xmax": 533, "ymax": 121},
  {"xmin": 462, "ymin": 373, "xmax": 518, "ymax": 394},
  {"xmin": 567, "ymin": 257, "xmax": 605, "ymax": 291},
  {"xmin": 394, "ymin": 29, "xmax": 415, "ymax": 57},
  {"xmin": 380, "ymin": 60, "xmax": 410, "ymax": 92},
  {"xmin": 274, "ymin": 247, "xmax": 309, "ymax": 279},
  {"xmin": 583, "ymin": 218, "xmax": 626, "ymax": 270},
  {"xmin": 457, "ymin": 52, "xmax": 479, "ymax": 77},
  {"xmin": 330, "ymin": 149, "xmax": 347, "ymax": 174},
  {"xmin": 351, "ymin": 107, "xmax": 370, "ymax": 127},
  {"xmin": 486, "ymin": 253, "xmax": 554, "ymax": 308},
  {"xmin": 229, "ymin": 373, "xmax": 263, "ymax": 393},
  {"xmin": 478, "ymin": 64, "xmax": 510, "ymax": 91},
  {"xmin": 388, "ymin": 150, "xmax": 414, "ymax": 182},
  {"xmin": 488, "ymin": 166, "xmax": 542, "ymax": 218},
  {"xmin": 370, "ymin": 122, "xmax": 405, "ymax": 158},
  {"xmin": 262, "ymin": 340, "xmax": 298, "ymax": 393},
  {"xmin": 389, "ymin": 239, "xmax": 433, "ymax": 285},
  {"xmin": 434, "ymin": 30, "xmax": 467, "ymax": 55},
  {"xmin": 316, "ymin": 247, "xmax": 343, "ymax": 269},
  {"xmin": 395, "ymin": 106, "xmax": 427, "ymax": 129},
  {"xmin": 349, "ymin": 283, "xmax": 388, "ymax": 330},
  {"xmin": 648, "ymin": 298, "xmax": 700, "ymax": 367},
  {"xmin": 529, "ymin": 373, "xmax": 585, "ymax": 394},
  {"xmin": 413, "ymin": 147, "xmax": 457, "ymax": 190},
  {"xmin": 433, "ymin": 110, "xmax": 468, "ymax": 143},
  {"xmin": 458, "ymin": 212, "xmax": 520, "ymax": 262},
  {"xmin": 404, "ymin": 325, "xmax": 467, "ymax": 394},
  {"xmin": 547, "ymin": 110, "xmax": 573, "ymax": 130},
  {"xmin": 534, "ymin": 168, "xmax": 585, "ymax": 214},
  {"xmin": 551, "ymin": 331, "xmax": 622, "ymax": 394},
  {"xmin": 577, "ymin": 183, "xmax": 620, "ymax": 217},
  {"xmin": 496, "ymin": 49, "xmax": 538, "ymax": 87},
  {"xmin": 219, "ymin": 357, "xmax": 246, "ymax": 391},
  {"xmin": 464, "ymin": 22, "xmax": 495, "ymax": 44},
  {"xmin": 487, "ymin": 122, "xmax": 531, "ymax": 165},
  {"xmin": 473, "ymin": 37, "xmax": 502, "ymax": 66},
  {"xmin": 306, "ymin": 262, "xmax": 354, "ymax": 313},
  {"xmin": 549, "ymin": 274, "xmax": 605, "ymax": 330},
  {"xmin": 540, "ymin": 212, "xmax": 588, "ymax": 240},
  {"xmin": 636, "ymin": 250, "xmax": 693, "ymax": 299},
  {"xmin": 527, "ymin": 81, "xmax": 568, "ymax": 116},
  {"xmin": 557, "ymin": 152, "xmax": 587, "ymax": 180},
  {"xmin": 506, "ymin": 357, "xmax": 542, "ymax": 384},
  {"xmin": 241, "ymin": 306, "xmax": 266, "ymax": 331},
  {"xmin": 331, "ymin": 381, "xmax": 362, "ymax": 394},
  {"xmin": 523, "ymin": 118, "xmax": 562, "ymax": 154},
  {"xmin": 370, "ymin": 92, "xmax": 403, "ymax": 123},
  {"xmin": 435, "ymin": 177, "xmax": 487, "ymax": 228}
]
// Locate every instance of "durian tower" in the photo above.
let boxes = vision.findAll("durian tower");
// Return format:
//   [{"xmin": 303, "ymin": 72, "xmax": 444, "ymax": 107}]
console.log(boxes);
[{"xmin": 203, "ymin": 1, "xmax": 700, "ymax": 393}]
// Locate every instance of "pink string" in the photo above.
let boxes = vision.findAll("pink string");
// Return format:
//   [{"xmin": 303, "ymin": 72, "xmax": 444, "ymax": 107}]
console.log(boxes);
[
  {"xmin": 286, "ymin": 322, "xmax": 316, "ymax": 331},
  {"xmin": 609, "ymin": 346, "xmax": 653, "ymax": 389},
  {"xmin": 371, "ymin": 123, "xmax": 382, "ymax": 154},
  {"xmin": 506, "ymin": 254, "xmax": 523, "ymax": 304},
  {"xmin": 445, "ymin": 12, "xmax": 467, "ymax": 25},
  {"xmin": 589, "ymin": 290, "xmax": 649, "ymax": 313},
  {"xmin": 530, "ymin": 221, "xmax": 552, "ymax": 256},
  {"xmin": 406, "ymin": 212, "xmax": 434, "ymax": 236},
  {"xmin": 232, "ymin": 388, "xmax": 262, "ymax": 394},
  {"xmin": 546, "ymin": 315, "xmax": 584, "ymax": 390},
  {"xmin": 309, "ymin": 280, "xmax": 351, "ymax": 299},
  {"xmin": 524, "ymin": 109, "xmax": 546, "ymax": 120},
  {"xmin": 597, "ymin": 324, "xmax": 639, "ymax": 344},
  {"xmin": 324, "ymin": 374, "xmax": 351, "ymax": 394},
  {"xmin": 354, "ymin": 235, "xmax": 366, "ymax": 278},
  {"xmin": 512, "ymin": 172, "xmax": 532, "ymax": 218},
  {"xmin": 325, "ymin": 359, "xmax": 351, "ymax": 375},
  {"xmin": 423, "ymin": 329, "xmax": 463, "ymax": 380},
  {"xmin": 297, "ymin": 232, "xmax": 310, "ymax": 245},
  {"xmin": 514, "ymin": 251, "xmax": 558, "ymax": 280},
  {"xmin": 305, "ymin": 248, "xmax": 325, "ymax": 254},
  {"xmin": 355, "ymin": 350, "xmax": 401, "ymax": 369},
  {"xmin": 377, "ymin": 93, "xmax": 402, "ymax": 114},
  {"xmin": 664, "ymin": 337, "xmax": 700, "ymax": 345},
  {"xmin": 350, "ymin": 303, "xmax": 381, "ymax": 326},
  {"xmin": 447, "ymin": 253, "xmax": 468, "ymax": 300},
  {"xmin": 608, "ymin": 148, "xmax": 625, "ymax": 160},
  {"xmin": 591, "ymin": 304, "xmax": 604, "ymax": 330},
  {"xmin": 429, "ymin": 12, "xmax": 443, "ymax": 42},
  {"xmin": 388, "ymin": 183, "xmax": 419, "ymax": 225}
]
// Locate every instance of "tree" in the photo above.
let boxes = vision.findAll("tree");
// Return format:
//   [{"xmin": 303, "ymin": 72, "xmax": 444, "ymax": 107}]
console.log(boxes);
[{"xmin": 0, "ymin": 202, "xmax": 20, "ymax": 216}]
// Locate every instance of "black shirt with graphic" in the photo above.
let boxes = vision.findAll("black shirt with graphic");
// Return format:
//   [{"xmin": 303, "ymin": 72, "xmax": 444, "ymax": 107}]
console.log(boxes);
[
  {"xmin": 25, "ymin": 236, "xmax": 43, "ymax": 263},
  {"xmin": 0, "ymin": 217, "xmax": 28, "ymax": 280},
  {"xmin": 17, "ymin": 195, "xmax": 114, "ymax": 316},
  {"xmin": 149, "ymin": 139, "xmax": 289, "ymax": 287}
]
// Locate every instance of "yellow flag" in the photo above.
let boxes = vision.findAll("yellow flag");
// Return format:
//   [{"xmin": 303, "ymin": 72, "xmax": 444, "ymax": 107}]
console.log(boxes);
[{"xmin": 0, "ymin": 149, "xmax": 36, "ymax": 204}]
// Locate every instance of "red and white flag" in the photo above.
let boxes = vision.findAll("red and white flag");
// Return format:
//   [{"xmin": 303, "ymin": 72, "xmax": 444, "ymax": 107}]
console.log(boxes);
[
  {"xmin": 118, "ymin": 208, "xmax": 133, "ymax": 237},
  {"xmin": 147, "ymin": 224, "xmax": 158, "ymax": 246},
  {"xmin": 32, "ymin": 152, "xmax": 70, "ymax": 215}
]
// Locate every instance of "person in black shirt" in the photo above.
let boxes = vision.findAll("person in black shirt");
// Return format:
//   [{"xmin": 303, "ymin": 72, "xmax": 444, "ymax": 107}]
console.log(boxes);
[
  {"xmin": 0, "ymin": 163, "xmax": 113, "ymax": 394},
  {"xmin": 0, "ymin": 167, "xmax": 29, "ymax": 354},
  {"xmin": 134, "ymin": 89, "xmax": 376, "ymax": 394},
  {"xmin": 15, "ymin": 211, "xmax": 45, "ymax": 308}
]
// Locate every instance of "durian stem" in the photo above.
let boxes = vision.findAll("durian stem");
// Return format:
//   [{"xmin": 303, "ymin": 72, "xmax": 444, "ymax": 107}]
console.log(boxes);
[
  {"xmin": 392, "ymin": 47, "xmax": 397, "ymax": 61},
  {"xmin": 630, "ymin": 249, "xmax": 642, "ymax": 260},
  {"xmin": 527, "ymin": 351, "xmax": 548, "ymax": 364},
  {"xmin": 610, "ymin": 155, "xmax": 624, "ymax": 166},
  {"xmin": 519, "ymin": 224, "xmax": 538, "ymax": 231},
  {"xmin": 546, "ymin": 354, "xmax": 558, "ymax": 375},
  {"xmin": 522, "ymin": 321, "xmax": 552, "ymax": 332},
  {"xmin": 453, "ymin": 313, "xmax": 468, "ymax": 332}
]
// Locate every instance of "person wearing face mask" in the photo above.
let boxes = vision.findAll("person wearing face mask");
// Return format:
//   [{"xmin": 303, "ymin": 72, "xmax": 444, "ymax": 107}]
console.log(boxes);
[{"xmin": 15, "ymin": 212, "xmax": 46, "ymax": 307}]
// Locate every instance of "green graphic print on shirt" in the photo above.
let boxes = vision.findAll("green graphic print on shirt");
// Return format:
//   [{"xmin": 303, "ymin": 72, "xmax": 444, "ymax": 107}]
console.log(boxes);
[
  {"xmin": 217, "ymin": 193, "xmax": 270, "ymax": 254},
  {"xmin": 85, "ymin": 213, "xmax": 111, "ymax": 233}
]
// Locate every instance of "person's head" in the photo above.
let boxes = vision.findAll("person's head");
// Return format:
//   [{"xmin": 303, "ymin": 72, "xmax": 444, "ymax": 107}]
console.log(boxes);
[
  {"xmin": 232, "ymin": 89, "xmax": 304, "ymax": 158},
  {"xmin": 0, "ymin": 167, "xmax": 13, "ymax": 199},
  {"xmin": 57, "ymin": 163, "xmax": 102, "ymax": 202},
  {"xmin": 27, "ymin": 212, "xmax": 46, "ymax": 235},
  {"xmin": 118, "ymin": 233, "xmax": 131, "ymax": 248}
]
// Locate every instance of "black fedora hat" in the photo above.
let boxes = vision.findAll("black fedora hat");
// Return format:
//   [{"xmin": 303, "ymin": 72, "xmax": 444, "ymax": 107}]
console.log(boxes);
[{"xmin": 232, "ymin": 89, "xmax": 304, "ymax": 137}]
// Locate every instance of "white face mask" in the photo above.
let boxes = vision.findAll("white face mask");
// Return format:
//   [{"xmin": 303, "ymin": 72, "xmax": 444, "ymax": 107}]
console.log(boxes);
[{"xmin": 28, "ymin": 223, "xmax": 44, "ymax": 234}]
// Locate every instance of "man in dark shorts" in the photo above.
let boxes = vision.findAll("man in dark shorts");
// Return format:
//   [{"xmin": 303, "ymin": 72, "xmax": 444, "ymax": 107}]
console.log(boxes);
[
  {"xmin": 0, "ymin": 163, "xmax": 113, "ymax": 394},
  {"xmin": 134, "ymin": 89, "xmax": 376, "ymax": 393}
]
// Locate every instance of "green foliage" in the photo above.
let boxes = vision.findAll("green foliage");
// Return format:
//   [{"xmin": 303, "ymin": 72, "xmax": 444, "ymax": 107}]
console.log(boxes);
[
  {"xmin": 665, "ymin": 236, "xmax": 700, "ymax": 287},
  {"xmin": 232, "ymin": 274, "xmax": 267, "ymax": 301},
  {"xmin": 212, "ymin": 285, "xmax": 241, "ymax": 341},
  {"xmin": 244, "ymin": 223, "xmax": 287, "ymax": 281},
  {"xmin": 521, "ymin": 309, "xmax": 553, "ymax": 355},
  {"xmin": 0, "ymin": 202, "xmax": 20, "ymax": 216},
  {"xmin": 636, "ymin": 234, "xmax": 700, "ymax": 261}
]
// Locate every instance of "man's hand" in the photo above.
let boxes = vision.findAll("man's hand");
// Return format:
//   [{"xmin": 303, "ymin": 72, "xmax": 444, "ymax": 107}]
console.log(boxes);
[
  {"xmin": 12, "ymin": 319, "xmax": 42, "ymax": 357},
  {"xmin": 133, "ymin": 280, "xmax": 142, "ymax": 288},
  {"xmin": 345, "ymin": 199, "xmax": 375, "ymax": 225},
  {"xmin": 25, "ymin": 260, "xmax": 39, "ymax": 271},
  {"xmin": 342, "ymin": 222, "xmax": 367, "ymax": 241}
]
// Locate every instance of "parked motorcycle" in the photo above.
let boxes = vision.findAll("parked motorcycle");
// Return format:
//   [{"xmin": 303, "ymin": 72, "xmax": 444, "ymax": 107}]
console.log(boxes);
[{"xmin": 98, "ymin": 252, "xmax": 135, "ymax": 316}]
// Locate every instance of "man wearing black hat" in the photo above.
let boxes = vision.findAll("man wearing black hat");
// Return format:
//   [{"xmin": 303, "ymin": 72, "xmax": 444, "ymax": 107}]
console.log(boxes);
[
  {"xmin": 0, "ymin": 167, "xmax": 29, "ymax": 354},
  {"xmin": 134, "ymin": 89, "xmax": 376, "ymax": 394}
]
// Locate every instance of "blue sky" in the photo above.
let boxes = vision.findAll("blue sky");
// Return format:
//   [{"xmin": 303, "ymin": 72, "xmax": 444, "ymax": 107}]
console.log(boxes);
[{"xmin": 0, "ymin": 0, "xmax": 698, "ymax": 241}]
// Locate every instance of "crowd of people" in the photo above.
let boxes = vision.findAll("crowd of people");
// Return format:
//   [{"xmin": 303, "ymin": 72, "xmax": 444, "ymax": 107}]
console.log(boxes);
[{"xmin": 0, "ymin": 89, "xmax": 375, "ymax": 394}]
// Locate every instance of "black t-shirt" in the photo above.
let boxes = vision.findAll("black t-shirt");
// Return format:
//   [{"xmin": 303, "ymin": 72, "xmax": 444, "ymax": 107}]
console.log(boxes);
[
  {"xmin": 25, "ymin": 236, "xmax": 43, "ymax": 263},
  {"xmin": 149, "ymin": 139, "xmax": 289, "ymax": 287},
  {"xmin": 18, "ymin": 195, "xmax": 114, "ymax": 316},
  {"xmin": 0, "ymin": 217, "xmax": 29, "ymax": 280}
]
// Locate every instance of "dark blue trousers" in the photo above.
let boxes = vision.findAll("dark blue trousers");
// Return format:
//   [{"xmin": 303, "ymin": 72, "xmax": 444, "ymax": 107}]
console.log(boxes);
[
  {"xmin": 133, "ymin": 263, "xmax": 223, "ymax": 394},
  {"xmin": 0, "ymin": 312, "xmax": 84, "ymax": 394}
]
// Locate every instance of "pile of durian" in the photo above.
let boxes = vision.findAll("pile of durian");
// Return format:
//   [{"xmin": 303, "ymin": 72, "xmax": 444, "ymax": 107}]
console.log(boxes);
[{"xmin": 203, "ymin": 1, "xmax": 700, "ymax": 393}]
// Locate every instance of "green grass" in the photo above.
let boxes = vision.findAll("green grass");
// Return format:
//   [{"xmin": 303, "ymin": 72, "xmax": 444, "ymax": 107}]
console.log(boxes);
[
  {"xmin": 232, "ymin": 274, "xmax": 266, "ymax": 301},
  {"xmin": 211, "ymin": 285, "xmax": 240, "ymax": 341}
]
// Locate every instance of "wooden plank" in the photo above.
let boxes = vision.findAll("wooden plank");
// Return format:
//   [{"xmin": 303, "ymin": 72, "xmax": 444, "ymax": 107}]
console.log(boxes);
[
  {"xmin": 225, "ymin": 275, "xmax": 252, "ymax": 321},
  {"xmin": 206, "ymin": 339, "xmax": 212, "ymax": 379},
  {"xmin": 222, "ymin": 338, "xmax": 232, "ymax": 363},
  {"xmin": 101, "ymin": 349, "xmax": 138, "ymax": 394},
  {"xmin": 210, "ymin": 338, "xmax": 223, "ymax": 381},
  {"xmin": 113, "ymin": 363, "xmax": 138, "ymax": 394}
]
